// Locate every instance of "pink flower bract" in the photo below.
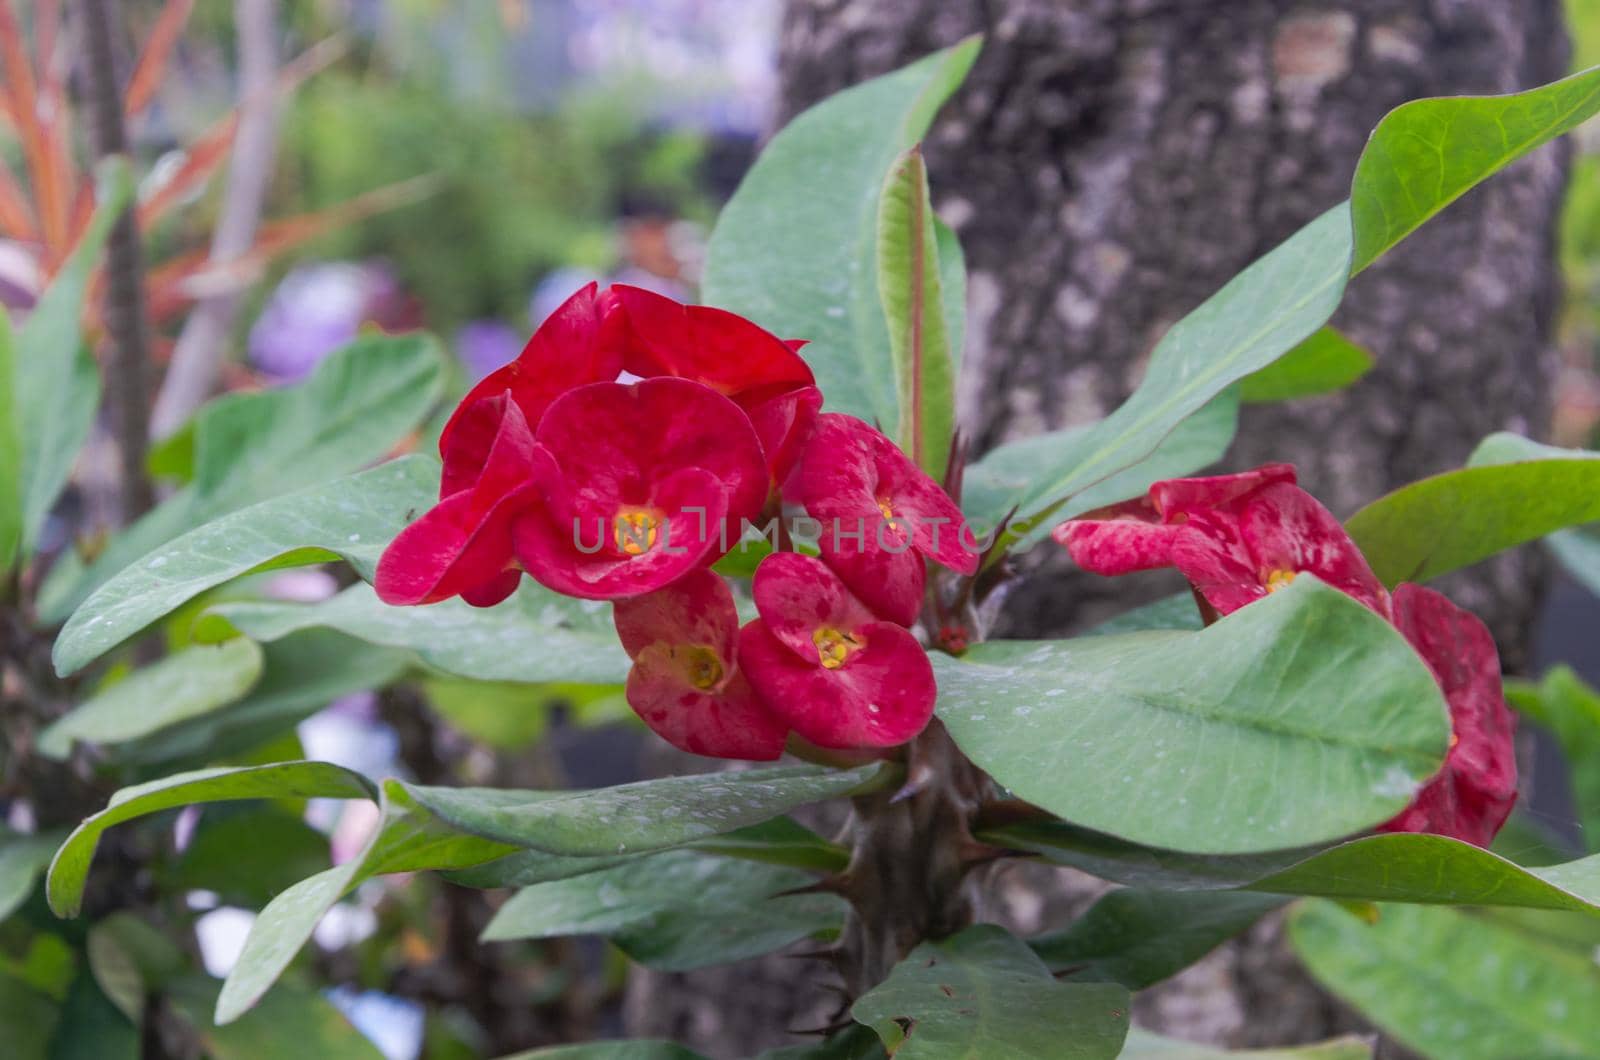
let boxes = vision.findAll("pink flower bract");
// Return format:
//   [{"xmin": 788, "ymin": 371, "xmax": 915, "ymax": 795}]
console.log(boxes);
[
  {"xmin": 737, "ymin": 553, "xmax": 935, "ymax": 749},
  {"xmin": 613, "ymin": 570, "xmax": 788, "ymax": 760}
]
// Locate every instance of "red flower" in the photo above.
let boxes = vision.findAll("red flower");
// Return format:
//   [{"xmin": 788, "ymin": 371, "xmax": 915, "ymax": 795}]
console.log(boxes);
[
  {"xmin": 613, "ymin": 570, "xmax": 788, "ymax": 760},
  {"xmin": 800, "ymin": 412, "xmax": 977, "ymax": 601},
  {"xmin": 608, "ymin": 284, "xmax": 821, "ymax": 489},
  {"xmin": 737, "ymin": 553, "xmax": 935, "ymax": 749},
  {"xmin": 437, "ymin": 282, "xmax": 622, "ymax": 497},
  {"xmin": 512, "ymin": 377, "xmax": 768, "ymax": 599},
  {"xmin": 1055, "ymin": 464, "xmax": 1389, "ymax": 618},
  {"xmin": 376, "ymin": 395, "xmax": 536, "ymax": 607},
  {"xmin": 1378, "ymin": 583, "xmax": 1518, "ymax": 847}
]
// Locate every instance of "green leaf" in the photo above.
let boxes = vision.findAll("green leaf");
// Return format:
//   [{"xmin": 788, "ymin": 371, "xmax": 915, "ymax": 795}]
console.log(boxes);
[
  {"xmin": 0, "ymin": 969, "xmax": 59, "ymax": 1060},
  {"xmin": 42, "ymin": 332, "xmax": 446, "ymax": 622},
  {"xmin": 961, "ymin": 392, "xmax": 1239, "ymax": 545},
  {"xmin": 448, "ymin": 817, "xmax": 848, "ymax": 888},
  {"xmin": 935, "ymin": 218, "xmax": 966, "ymax": 369},
  {"xmin": 406, "ymin": 762, "xmax": 893, "ymax": 857},
  {"xmin": 482, "ymin": 849, "xmax": 846, "ymax": 971},
  {"xmin": 52, "ymin": 456, "xmax": 438, "ymax": 676},
  {"xmin": 938, "ymin": 578, "xmax": 1450, "ymax": 853},
  {"xmin": 0, "ymin": 828, "xmax": 66, "ymax": 922},
  {"xmin": 109, "ymin": 631, "xmax": 409, "ymax": 769},
  {"xmin": 16, "ymin": 159, "xmax": 133, "ymax": 555},
  {"xmin": 1344, "ymin": 432, "xmax": 1600, "ymax": 585},
  {"xmin": 850, "ymin": 924, "xmax": 1130, "ymax": 1059},
  {"xmin": 212, "ymin": 582, "xmax": 628, "ymax": 686},
  {"xmin": 988, "ymin": 820, "xmax": 1600, "ymax": 914},
  {"xmin": 1237, "ymin": 328, "xmax": 1373, "ymax": 403},
  {"xmin": 1350, "ymin": 64, "xmax": 1600, "ymax": 273},
  {"xmin": 1117, "ymin": 1029, "xmax": 1372, "ymax": 1059},
  {"xmin": 1029, "ymin": 889, "xmax": 1286, "ymax": 990},
  {"xmin": 48, "ymin": 969, "xmax": 138, "ymax": 1059},
  {"xmin": 47, "ymin": 761, "xmax": 377, "ymax": 917},
  {"xmin": 1290, "ymin": 901, "xmax": 1600, "ymax": 1059},
  {"xmin": 702, "ymin": 38, "xmax": 980, "ymax": 431},
  {"xmin": 0, "ymin": 308, "xmax": 21, "ymax": 574},
  {"xmin": 217, "ymin": 778, "xmax": 513, "ymax": 1023},
  {"xmin": 1081, "ymin": 593, "xmax": 1205, "ymax": 638},
  {"xmin": 1507, "ymin": 667, "xmax": 1600, "ymax": 852},
  {"xmin": 878, "ymin": 146, "xmax": 955, "ymax": 474},
  {"xmin": 38, "ymin": 639, "xmax": 264, "ymax": 759}
]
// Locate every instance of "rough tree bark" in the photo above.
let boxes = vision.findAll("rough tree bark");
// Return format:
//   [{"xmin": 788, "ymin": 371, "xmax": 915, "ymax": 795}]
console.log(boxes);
[{"xmin": 765, "ymin": 0, "xmax": 1570, "ymax": 1052}]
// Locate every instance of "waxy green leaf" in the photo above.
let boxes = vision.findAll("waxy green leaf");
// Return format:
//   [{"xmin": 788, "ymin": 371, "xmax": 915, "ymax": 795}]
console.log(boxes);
[
  {"xmin": 482, "ymin": 849, "xmax": 845, "ymax": 971},
  {"xmin": 850, "ymin": 925, "xmax": 1130, "ymax": 1059},
  {"xmin": 212, "ymin": 582, "xmax": 628, "ymax": 686},
  {"xmin": 1030, "ymin": 889, "xmax": 1286, "ymax": 990},
  {"xmin": 1345, "ymin": 433, "xmax": 1600, "ymax": 586},
  {"xmin": 1237, "ymin": 327, "xmax": 1372, "ymax": 403},
  {"xmin": 703, "ymin": 38, "xmax": 979, "ymax": 431},
  {"xmin": 47, "ymin": 761, "xmax": 377, "ymax": 917},
  {"xmin": 42, "ymin": 332, "xmax": 445, "ymax": 622},
  {"xmin": 53, "ymin": 456, "xmax": 438, "ymax": 676},
  {"xmin": 406, "ymin": 762, "xmax": 893, "ymax": 857},
  {"xmin": 878, "ymin": 146, "xmax": 956, "ymax": 475},
  {"xmin": 939, "ymin": 579, "xmax": 1450, "ymax": 853},
  {"xmin": 16, "ymin": 160, "xmax": 132, "ymax": 556},
  {"xmin": 989, "ymin": 820, "xmax": 1600, "ymax": 914},
  {"xmin": 1507, "ymin": 667, "xmax": 1600, "ymax": 853},
  {"xmin": 1350, "ymin": 64, "xmax": 1600, "ymax": 273},
  {"xmin": 0, "ymin": 828, "xmax": 66, "ymax": 923},
  {"xmin": 217, "ymin": 779, "xmax": 512, "ymax": 1023},
  {"xmin": 1290, "ymin": 901, "xmax": 1600, "ymax": 1059},
  {"xmin": 39, "ymin": 639, "xmax": 264, "ymax": 759},
  {"xmin": 0, "ymin": 309, "xmax": 20, "ymax": 575},
  {"xmin": 1118, "ymin": 1029, "xmax": 1371, "ymax": 1059}
]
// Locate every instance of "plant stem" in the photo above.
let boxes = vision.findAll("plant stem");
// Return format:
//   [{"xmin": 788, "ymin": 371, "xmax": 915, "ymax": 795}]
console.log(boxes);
[
  {"xmin": 836, "ymin": 719, "xmax": 990, "ymax": 995},
  {"xmin": 75, "ymin": 0, "xmax": 155, "ymax": 522}
]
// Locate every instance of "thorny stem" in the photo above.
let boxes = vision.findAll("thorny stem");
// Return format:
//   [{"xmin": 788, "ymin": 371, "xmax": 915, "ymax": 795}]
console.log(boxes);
[{"xmin": 75, "ymin": 0, "xmax": 155, "ymax": 522}]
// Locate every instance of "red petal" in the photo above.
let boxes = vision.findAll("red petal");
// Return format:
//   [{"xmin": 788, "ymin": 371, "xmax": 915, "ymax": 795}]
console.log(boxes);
[
  {"xmin": 800, "ymin": 413, "xmax": 978, "ymax": 575},
  {"xmin": 610, "ymin": 284, "xmax": 814, "ymax": 394},
  {"xmin": 625, "ymin": 660, "xmax": 788, "ymax": 760},
  {"xmin": 514, "ymin": 464, "xmax": 731, "ymax": 600},
  {"xmin": 1150, "ymin": 463, "xmax": 1297, "ymax": 519},
  {"xmin": 750, "ymin": 553, "xmax": 877, "ymax": 661},
  {"xmin": 613, "ymin": 569, "xmax": 738, "ymax": 661},
  {"xmin": 436, "ymin": 282, "xmax": 621, "ymax": 485},
  {"xmin": 374, "ymin": 402, "xmax": 539, "ymax": 605},
  {"xmin": 1168, "ymin": 516, "xmax": 1267, "ymax": 616},
  {"xmin": 741, "ymin": 383, "xmax": 822, "ymax": 492},
  {"xmin": 738, "ymin": 619, "xmax": 934, "ymax": 749},
  {"xmin": 533, "ymin": 377, "xmax": 768, "ymax": 534},
  {"xmin": 1054, "ymin": 496, "xmax": 1181, "ymax": 576},
  {"xmin": 1379, "ymin": 584, "xmax": 1517, "ymax": 847},
  {"xmin": 818, "ymin": 521, "xmax": 925, "ymax": 627},
  {"xmin": 460, "ymin": 569, "xmax": 522, "ymax": 608},
  {"xmin": 1238, "ymin": 483, "xmax": 1389, "ymax": 617}
]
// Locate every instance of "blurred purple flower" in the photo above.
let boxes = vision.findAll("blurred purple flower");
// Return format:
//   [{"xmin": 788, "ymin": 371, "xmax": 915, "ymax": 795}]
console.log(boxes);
[
  {"xmin": 454, "ymin": 319, "xmax": 522, "ymax": 382},
  {"xmin": 248, "ymin": 261, "xmax": 414, "ymax": 380}
]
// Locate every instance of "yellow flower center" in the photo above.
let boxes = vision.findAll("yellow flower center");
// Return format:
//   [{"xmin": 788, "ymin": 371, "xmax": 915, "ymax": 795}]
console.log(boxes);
[
  {"xmin": 813, "ymin": 626, "xmax": 864, "ymax": 670},
  {"xmin": 1264, "ymin": 568, "xmax": 1298, "ymax": 593},
  {"xmin": 615, "ymin": 509, "xmax": 661, "ymax": 555},
  {"xmin": 680, "ymin": 646, "xmax": 724, "ymax": 691},
  {"xmin": 876, "ymin": 497, "xmax": 895, "ymax": 521}
]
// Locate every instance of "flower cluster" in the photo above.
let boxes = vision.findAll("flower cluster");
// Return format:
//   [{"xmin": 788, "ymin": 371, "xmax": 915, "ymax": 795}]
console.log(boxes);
[
  {"xmin": 1056, "ymin": 465, "xmax": 1518, "ymax": 847},
  {"xmin": 376, "ymin": 284, "xmax": 975, "ymax": 759}
]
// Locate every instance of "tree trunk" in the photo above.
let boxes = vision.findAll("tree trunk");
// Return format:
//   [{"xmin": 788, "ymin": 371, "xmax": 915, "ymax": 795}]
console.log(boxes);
[{"xmin": 773, "ymin": 0, "xmax": 1569, "ymax": 1051}]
